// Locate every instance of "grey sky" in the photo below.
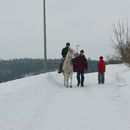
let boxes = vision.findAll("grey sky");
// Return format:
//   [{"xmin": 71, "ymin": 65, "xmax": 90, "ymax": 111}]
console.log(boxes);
[{"xmin": 0, "ymin": 0, "xmax": 130, "ymax": 60}]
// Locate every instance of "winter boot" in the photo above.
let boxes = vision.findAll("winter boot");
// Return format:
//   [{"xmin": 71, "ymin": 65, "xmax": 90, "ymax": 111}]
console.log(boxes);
[
  {"xmin": 57, "ymin": 64, "xmax": 62, "ymax": 73},
  {"xmin": 81, "ymin": 77, "xmax": 84, "ymax": 87},
  {"xmin": 77, "ymin": 76, "xmax": 80, "ymax": 86}
]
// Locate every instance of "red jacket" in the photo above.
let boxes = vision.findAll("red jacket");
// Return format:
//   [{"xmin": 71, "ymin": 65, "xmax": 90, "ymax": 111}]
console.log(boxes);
[
  {"xmin": 98, "ymin": 59, "xmax": 106, "ymax": 72},
  {"xmin": 74, "ymin": 54, "xmax": 88, "ymax": 72}
]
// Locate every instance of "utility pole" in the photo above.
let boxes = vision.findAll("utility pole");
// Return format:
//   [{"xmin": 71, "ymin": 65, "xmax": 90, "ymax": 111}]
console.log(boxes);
[{"xmin": 43, "ymin": 0, "xmax": 47, "ymax": 72}]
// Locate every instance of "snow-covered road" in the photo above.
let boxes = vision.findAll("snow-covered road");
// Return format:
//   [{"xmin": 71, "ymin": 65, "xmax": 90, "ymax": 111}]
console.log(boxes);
[{"xmin": 0, "ymin": 64, "xmax": 130, "ymax": 130}]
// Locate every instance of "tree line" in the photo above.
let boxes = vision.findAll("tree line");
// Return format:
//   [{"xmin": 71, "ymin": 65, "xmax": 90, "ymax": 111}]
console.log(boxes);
[{"xmin": 0, "ymin": 58, "xmax": 100, "ymax": 83}]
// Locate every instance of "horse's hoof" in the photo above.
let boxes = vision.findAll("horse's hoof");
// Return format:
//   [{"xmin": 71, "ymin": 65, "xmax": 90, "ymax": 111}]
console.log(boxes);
[
  {"xmin": 70, "ymin": 85, "xmax": 72, "ymax": 88},
  {"xmin": 66, "ymin": 86, "xmax": 68, "ymax": 88}
]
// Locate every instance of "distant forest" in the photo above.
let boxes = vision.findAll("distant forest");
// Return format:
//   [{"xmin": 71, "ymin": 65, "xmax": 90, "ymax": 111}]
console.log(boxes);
[{"xmin": 0, "ymin": 58, "xmax": 100, "ymax": 83}]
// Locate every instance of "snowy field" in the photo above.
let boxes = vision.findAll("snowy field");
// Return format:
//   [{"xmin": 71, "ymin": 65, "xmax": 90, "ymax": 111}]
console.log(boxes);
[{"xmin": 0, "ymin": 64, "xmax": 130, "ymax": 130}]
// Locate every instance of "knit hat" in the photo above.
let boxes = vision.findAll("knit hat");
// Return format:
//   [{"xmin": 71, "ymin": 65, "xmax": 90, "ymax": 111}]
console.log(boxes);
[
  {"xmin": 66, "ymin": 42, "xmax": 70, "ymax": 47},
  {"xmin": 80, "ymin": 50, "xmax": 84, "ymax": 53}
]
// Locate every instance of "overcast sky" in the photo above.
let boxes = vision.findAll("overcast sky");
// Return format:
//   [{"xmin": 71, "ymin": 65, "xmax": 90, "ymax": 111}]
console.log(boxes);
[{"xmin": 0, "ymin": 0, "xmax": 130, "ymax": 60}]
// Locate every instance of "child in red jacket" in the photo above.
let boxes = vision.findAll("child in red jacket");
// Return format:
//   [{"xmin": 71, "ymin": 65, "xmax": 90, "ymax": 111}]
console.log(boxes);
[{"xmin": 98, "ymin": 56, "xmax": 106, "ymax": 84}]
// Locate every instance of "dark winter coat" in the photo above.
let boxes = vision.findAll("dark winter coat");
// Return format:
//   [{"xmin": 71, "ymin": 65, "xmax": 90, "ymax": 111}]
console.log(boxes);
[
  {"xmin": 98, "ymin": 59, "xmax": 106, "ymax": 72},
  {"xmin": 74, "ymin": 54, "xmax": 88, "ymax": 72},
  {"xmin": 61, "ymin": 47, "xmax": 69, "ymax": 58}
]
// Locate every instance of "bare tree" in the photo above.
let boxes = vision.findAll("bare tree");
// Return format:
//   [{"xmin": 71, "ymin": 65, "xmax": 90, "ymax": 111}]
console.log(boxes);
[{"xmin": 111, "ymin": 20, "xmax": 130, "ymax": 64}]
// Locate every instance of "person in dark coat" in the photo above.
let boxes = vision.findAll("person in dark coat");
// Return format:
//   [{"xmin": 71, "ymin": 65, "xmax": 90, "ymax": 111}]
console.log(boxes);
[
  {"xmin": 61, "ymin": 42, "xmax": 70, "ymax": 58},
  {"xmin": 75, "ymin": 50, "xmax": 88, "ymax": 87},
  {"xmin": 58, "ymin": 42, "xmax": 70, "ymax": 73},
  {"xmin": 98, "ymin": 56, "xmax": 106, "ymax": 84}
]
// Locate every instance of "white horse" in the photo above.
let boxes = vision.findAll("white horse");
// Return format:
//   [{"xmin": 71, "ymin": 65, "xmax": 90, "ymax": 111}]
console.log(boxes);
[{"xmin": 62, "ymin": 48, "xmax": 76, "ymax": 88}]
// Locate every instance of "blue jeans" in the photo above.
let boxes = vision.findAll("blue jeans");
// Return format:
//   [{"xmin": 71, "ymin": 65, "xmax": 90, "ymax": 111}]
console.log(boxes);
[
  {"xmin": 77, "ymin": 70, "xmax": 84, "ymax": 86},
  {"xmin": 98, "ymin": 72, "xmax": 105, "ymax": 84}
]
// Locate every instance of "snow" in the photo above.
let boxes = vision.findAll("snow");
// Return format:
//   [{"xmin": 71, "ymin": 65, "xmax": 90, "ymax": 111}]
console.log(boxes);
[{"xmin": 0, "ymin": 64, "xmax": 130, "ymax": 130}]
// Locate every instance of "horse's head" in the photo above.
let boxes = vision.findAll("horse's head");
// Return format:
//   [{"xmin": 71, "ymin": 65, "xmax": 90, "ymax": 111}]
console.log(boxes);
[{"xmin": 67, "ymin": 48, "xmax": 76, "ymax": 58}]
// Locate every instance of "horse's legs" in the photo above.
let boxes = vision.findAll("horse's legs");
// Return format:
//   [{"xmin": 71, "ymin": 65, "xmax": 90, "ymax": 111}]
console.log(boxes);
[
  {"xmin": 69, "ymin": 72, "xmax": 73, "ymax": 87},
  {"xmin": 64, "ymin": 73, "xmax": 69, "ymax": 87},
  {"xmin": 66, "ymin": 73, "xmax": 69, "ymax": 87},
  {"xmin": 63, "ymin": 73, "xmax": 66, "ymax": 86},
  {"xmin": 65, "ymin": 73, "xmax": 73, "ymax": 88}
]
